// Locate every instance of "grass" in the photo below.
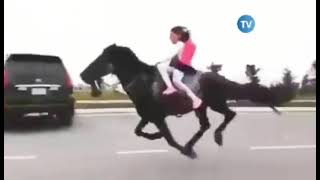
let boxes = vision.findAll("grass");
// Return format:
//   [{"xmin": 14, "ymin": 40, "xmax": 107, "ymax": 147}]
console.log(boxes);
[
  {"xmin": 295, "ymin": 94, "xmax": 316, "ymax": 100},
  {"xmin": 280, "ymin": 102, "xmax": 316, "ymax": 107},
  {"xmin": 73, "ymin": 90, "xmax": 129, "ymax": 100},
  {"xmin": 73, "ymin": 91, "xmax": 315, "ymax": 108},
  {"xmin": 75, "ymin": 101, "xmax": 315, "ymax": 109},
  {"xmin": 73, "ymin": 91, "xmax": 315, "ymax": 101},
  {"xmin": 76, "ymin": 103, "xmax": 134, "ymax": 109}
]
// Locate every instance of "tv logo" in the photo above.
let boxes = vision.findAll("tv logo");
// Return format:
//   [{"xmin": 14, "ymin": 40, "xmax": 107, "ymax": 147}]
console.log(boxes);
[{"xmin": 237, "ymin": 15, "xmax": 255, "ymax": 33}]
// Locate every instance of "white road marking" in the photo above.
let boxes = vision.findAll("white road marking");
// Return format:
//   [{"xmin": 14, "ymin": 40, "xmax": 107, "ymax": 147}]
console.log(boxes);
[
  {"xmin": 4, "ymin": 155, "xmax": 37, "ymax": 160},
  {"xmin": 250, "ymin": 145, "xmax": 316, "ymax": 150},
  {"xmin": 117, "ymin": 149, "xmax": 169, "ymax": 155},
  {"xmin": 77, "ymin": 113, "xmax": 137, "ymax": 118}
]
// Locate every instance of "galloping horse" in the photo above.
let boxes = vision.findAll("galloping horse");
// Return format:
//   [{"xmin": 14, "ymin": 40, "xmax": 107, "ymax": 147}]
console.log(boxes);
[{"xmin": 80, "ymin": 44, "xmax": 294, "ymax": 159}]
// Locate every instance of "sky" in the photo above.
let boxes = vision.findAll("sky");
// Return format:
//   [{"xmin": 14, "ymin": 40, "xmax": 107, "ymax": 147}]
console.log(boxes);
[{"xmin": 4, "ymin": 0, "xmax": 316, "ymax": 86}]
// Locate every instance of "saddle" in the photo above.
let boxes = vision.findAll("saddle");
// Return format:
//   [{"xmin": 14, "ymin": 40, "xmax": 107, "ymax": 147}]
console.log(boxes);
[
  {"xmin": 179, "ymin": 71, "xmax": 202, "ymax": 94},
  {"xmin": 152, "ymin": 70, "xmax": 203, "ymax": 116}
]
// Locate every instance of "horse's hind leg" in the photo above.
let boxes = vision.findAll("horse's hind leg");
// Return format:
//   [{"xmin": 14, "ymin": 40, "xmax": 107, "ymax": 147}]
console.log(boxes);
[
  {"xmin": 184, "ymin": 106, "xmax": 210, "ymax": 154},
  {"xmin": 135, "ymin": 119, "xmax": 163, "ymax": 140},
  {"xmin": 154, "ymin": 119, "xmax": 197, "ymax": 159},
  {"xmin": 214, "ymin": 109, "xmax": 236, "ymax": 146},
  {"xmin": 210, "ymin": 102, "xmax": 236, "ymax": 146}
]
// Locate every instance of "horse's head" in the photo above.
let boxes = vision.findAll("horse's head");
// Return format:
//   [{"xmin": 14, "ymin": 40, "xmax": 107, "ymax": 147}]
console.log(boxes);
[
  {"xmin": 81, "ymin": 44, "xmax": 142, "ymax": 97},
  {"xmin": 80, "ymin": 44, "xmax": 118, "ymax": 97},
  {"xmin": 81, "ymin": 43, "xmax": 152, "ymax": 97}
]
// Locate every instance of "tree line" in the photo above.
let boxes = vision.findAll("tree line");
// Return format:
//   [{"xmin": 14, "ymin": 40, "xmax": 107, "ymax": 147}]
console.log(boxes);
[{"xmin": 208, "ymin": 60, "xmax": 316, "ymax": 98}]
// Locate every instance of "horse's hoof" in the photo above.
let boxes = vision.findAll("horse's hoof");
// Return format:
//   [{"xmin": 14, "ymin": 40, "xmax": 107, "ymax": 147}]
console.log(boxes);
[
  {"xmin": 181, "ymin": 147, "xmax": 198, "ymax": 159},
  {"xmin": 214, "ymin": 132, "xmax": 223, "ymax": 146},
  {"xmin": 188, "ymin": 150, "xmax": 198, "ymax": 159}
]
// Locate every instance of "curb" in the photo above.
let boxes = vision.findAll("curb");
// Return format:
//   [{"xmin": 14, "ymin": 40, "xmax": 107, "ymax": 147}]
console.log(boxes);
[{"xmin": 76, "ymin": 108, "xmax": 136, "ymax": 114}]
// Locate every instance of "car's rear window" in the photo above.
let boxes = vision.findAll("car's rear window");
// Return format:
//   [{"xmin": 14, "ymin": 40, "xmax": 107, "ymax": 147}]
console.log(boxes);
[{"xmin": 5, "ymin": 55, "xmax": 67, "ymax": 84}]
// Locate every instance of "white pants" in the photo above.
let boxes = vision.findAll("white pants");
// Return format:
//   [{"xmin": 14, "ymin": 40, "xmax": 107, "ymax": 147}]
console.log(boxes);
[{"xmin": 156, "ymin": 61, "xmax": 199, "ymax": 101}]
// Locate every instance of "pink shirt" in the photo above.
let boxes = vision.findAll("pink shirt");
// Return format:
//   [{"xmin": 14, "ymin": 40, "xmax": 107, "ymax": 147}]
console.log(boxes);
[{"xmin": 178, "ymin": 39, "xmax": 196, "ymax": 66}]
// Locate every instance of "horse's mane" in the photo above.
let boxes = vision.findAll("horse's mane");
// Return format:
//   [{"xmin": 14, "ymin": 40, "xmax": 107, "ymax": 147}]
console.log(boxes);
[{"xmin": 111, "ymin": 45, "xmax": 156, "ymax": 74}]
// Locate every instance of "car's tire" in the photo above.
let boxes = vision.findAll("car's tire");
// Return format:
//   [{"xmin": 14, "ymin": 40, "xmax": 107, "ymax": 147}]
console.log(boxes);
[{"xmin": 57, "ymin": 109, "xmax": 74, "ymax": 127}]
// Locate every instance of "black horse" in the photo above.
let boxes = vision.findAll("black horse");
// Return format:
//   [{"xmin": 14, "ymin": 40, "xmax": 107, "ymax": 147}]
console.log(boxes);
[{"xmin": 80, "ymin": 44, "xmax": 294, "ymax": 159}]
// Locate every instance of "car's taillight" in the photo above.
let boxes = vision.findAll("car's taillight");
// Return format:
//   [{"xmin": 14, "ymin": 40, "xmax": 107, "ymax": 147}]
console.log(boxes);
[
  {"xmin": 65, "ymin": 73, "xmax": 73, "ymax": 89},
  {"xmin": 4, "ymin": 70, "xmax": 9, "ymax": 89}
]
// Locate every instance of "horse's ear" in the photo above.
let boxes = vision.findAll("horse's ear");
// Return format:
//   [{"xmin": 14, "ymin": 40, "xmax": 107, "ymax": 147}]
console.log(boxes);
[{"xmin": 111, "ymin": 43, "xmax": 117, "ymax": 47}]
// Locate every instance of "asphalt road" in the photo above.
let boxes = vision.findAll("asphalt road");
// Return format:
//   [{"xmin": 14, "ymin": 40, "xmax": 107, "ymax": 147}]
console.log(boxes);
[{"xmin": 4, "ymin": 111, "xmax": 316, "ymax": 180}]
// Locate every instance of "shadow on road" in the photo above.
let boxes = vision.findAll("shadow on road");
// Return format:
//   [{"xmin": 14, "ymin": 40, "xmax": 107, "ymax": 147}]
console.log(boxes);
[{"xmin": 4, "ymin": 115, "xmax": 71, "ymax": 133}]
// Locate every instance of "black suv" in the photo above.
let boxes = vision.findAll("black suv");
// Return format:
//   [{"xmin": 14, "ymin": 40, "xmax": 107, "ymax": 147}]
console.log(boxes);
[{"xmin": 4, "ymin": 54, "xmax": 75, "ymax": 126}]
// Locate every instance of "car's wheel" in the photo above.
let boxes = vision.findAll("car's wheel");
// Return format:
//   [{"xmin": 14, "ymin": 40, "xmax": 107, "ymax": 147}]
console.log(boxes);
[{"xmin": 57, "ymin": 109, "xmax": 74, "ymax": 127}]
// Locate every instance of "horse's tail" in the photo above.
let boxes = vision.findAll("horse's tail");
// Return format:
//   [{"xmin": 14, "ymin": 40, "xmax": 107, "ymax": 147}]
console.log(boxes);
[
  {"xmin": 202, "ymin": 73, "xmax": 297, "ymax": 113},
  {"xmin": 235, "ymin": 83, "xmax": 296, "ymax": 108}
]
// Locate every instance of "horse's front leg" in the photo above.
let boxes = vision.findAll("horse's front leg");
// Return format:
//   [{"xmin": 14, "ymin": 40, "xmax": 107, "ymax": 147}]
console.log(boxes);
[
  {"xmin": 154, "ymin": 119, "xmax": 197, "ymax": 159},
  {"xmin": 184, "ymin": 106, "xmax": 210, "ymax": 154},
  {"xmin": 135, "ymin": 119, "xmax": 163, "ymax": 140}
]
